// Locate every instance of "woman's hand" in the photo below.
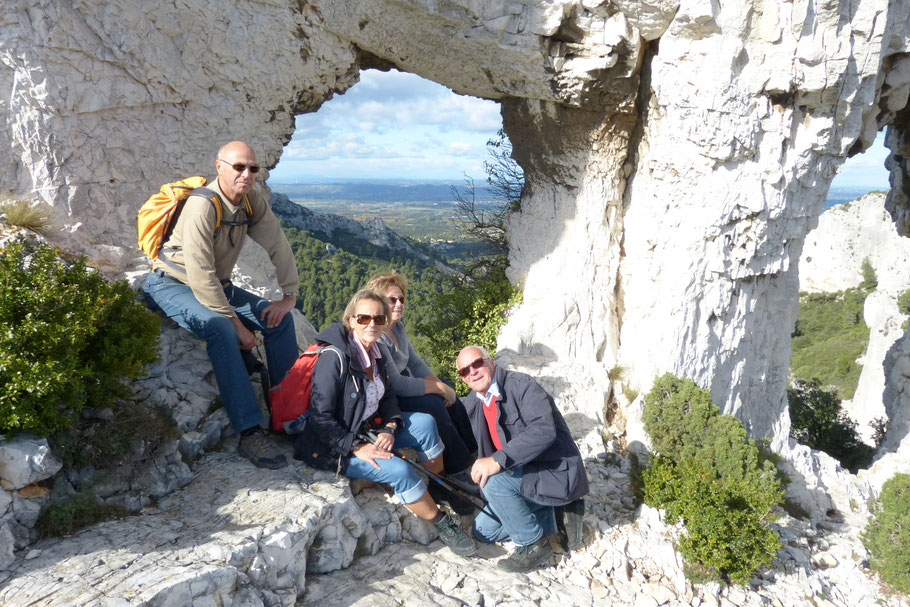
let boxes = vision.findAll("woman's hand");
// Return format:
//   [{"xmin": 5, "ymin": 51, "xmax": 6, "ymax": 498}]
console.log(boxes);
[
  {"xmin": 425, "ymin": 374, "xmax": 457, "ymax": 406},
  {"xmin": 353, "ymin": 441, "xmax": 392, "ymax": 470},
  {"xmin": 373, "ymin": 431, "xmax": 395, "ymax": 452}
]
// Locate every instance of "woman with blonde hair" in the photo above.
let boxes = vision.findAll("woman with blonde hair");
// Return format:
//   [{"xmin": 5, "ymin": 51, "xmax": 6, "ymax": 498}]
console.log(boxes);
[
  {"xmin": 365, "ymin": 272, "xmax": 478, "ymax": 513},
  {"xmin": 293, "ymin": 288, "xmax": 476, "ymax": 556}
]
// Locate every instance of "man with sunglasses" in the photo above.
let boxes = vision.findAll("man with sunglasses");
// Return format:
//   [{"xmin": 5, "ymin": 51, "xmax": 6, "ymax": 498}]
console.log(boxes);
[
  {"xmin": 454, "ymin": 346, "xmax": 589, "ymax": 572},
  {"xmin": 141, "ymin": 141, "xmax": 299, "ymax": 469}
]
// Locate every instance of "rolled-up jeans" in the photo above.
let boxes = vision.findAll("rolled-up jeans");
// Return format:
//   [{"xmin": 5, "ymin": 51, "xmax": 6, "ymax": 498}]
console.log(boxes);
[
  {"xmin": 140, "ymin": 270, "xmax": 298, "ymax": 433},
  {"xmin": 344, "ymin": 411, "xmax": 443, "ymax": 504},
  {"xmin": 472, "ymin": 466, "xmax": 557, "ymax": 547},
  {"xmin": 397, "ymin": 393, "xmax": 474, "ymax": 474}
]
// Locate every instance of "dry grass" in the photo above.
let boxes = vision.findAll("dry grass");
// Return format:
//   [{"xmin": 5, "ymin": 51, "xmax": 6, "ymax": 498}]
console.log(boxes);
[{"xmin": 1, "ymin": 199, "xmax": 51, "ymax": 232}]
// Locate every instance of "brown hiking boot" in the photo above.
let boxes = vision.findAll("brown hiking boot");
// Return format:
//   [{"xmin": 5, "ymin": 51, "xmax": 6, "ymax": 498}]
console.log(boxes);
[{"xmin": 238, "ymin": 428, "xmax": 287, "ymax": 469}]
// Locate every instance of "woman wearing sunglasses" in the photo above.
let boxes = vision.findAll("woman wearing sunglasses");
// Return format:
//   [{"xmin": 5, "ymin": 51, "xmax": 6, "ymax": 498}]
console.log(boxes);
[
  {"xmin": 364, "ymin": 274, "xmax": 479, "ymax": 500},
  {"xmin": 293, "ymin": 289, "xmax": 477, "ymax": 557}
]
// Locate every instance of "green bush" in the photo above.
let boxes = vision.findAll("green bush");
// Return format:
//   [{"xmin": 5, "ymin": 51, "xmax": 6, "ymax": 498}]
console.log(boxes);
[
  {"xmin": 0, "ymin": 238, "xmax": 160, "ymax": 435},
  {"xmin": 898, "ymin": 289, "xmax": 910, "ymax": 315},
  {"xmin": 862, "ymin": 473, "xmax": 910, "ymax": 594},
  {"xmin": 860, "ymin": 257, "xmax": 878, "ymax": 291},
  {"xmin": 642, "ymin": 373, "xmax": 783, "ymax": 584},
  {"xmin": 787, "ymin": 378, "xmax": 875, "ymax": 472},
  {"xmin": 418, "ymin": 266, "xmax": 521, "ymax": 392},
  {"xmin": 50, "ymin": 401, "xmax": 179, "ymax": 470},
  {"xmin": 36, "ymin": 489, "xmax": 128, "ymax": 537},
  {"xmin": 790, "ymin": 289, "xmax": 870, "ymax": 399}
]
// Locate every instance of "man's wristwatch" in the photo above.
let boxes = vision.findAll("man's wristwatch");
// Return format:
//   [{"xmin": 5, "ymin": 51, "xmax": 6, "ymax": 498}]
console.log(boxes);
[{"xmin": 283, "ymin": 292, "xmax": 295, "ymax": 298}]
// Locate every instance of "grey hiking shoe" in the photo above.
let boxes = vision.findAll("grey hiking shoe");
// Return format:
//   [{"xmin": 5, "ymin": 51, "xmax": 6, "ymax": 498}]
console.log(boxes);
[
  {"xmin": 238, "ymin": 428, "xmax": 287, "ymax": 469},
  {"xmin": 434, "ymin": 512, "xmax": 477, "ymax": 556},
  {"xmin": 498, "ymin": 534, "xmax": 553, "ymax": 573},
  {"xmin": 556, "ymin": 498, "xmax": 585, "ymax": 550}
]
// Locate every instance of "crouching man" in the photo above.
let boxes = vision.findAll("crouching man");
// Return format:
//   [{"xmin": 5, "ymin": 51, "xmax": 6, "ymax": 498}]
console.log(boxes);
[{"xmin": 455, "ymin": 346, "xmax": 589, "ymax": 572}]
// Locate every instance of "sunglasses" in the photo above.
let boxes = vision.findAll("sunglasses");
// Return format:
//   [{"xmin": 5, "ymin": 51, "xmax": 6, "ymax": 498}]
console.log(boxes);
[
  {"xmin": 354, "ymin": 313, "xmax": 387, "ymax": 326},
  {"xmin": 218, "ymin": 158, "xmax": 260, "ymax": 174},
  {"xmin": 457, "ymin": 357, "xmax": 486, "ymax": 378},
  {"xmin": 388, "ymin": 296, "xmax": 405, "ymax": 305}
]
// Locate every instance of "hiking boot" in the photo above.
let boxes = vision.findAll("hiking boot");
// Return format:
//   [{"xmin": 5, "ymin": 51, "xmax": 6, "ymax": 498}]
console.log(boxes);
[
  {"xmin": 434, "ymin": 512, "xmax": 477, "ymax": 556},
  {"xmin": 556, "ymin": 498, "xmax": 585, "ymax": 551},
  {"xmin": 238, "ymin": 428, "xmax": 287, "ymax": 469},
  {"xmin": 428, "ymin": 480, "xmax": 477, "ymax": 516},
  {"xmin": 497, "ymin": 534, "xmax": 553, "ymax": 573}
]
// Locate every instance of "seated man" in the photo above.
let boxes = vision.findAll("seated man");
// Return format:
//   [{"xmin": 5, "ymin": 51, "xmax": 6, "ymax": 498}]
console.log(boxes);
[
  {"xmin": 141, "ymin": 141, "xmax": 298, "ymax": 469},
  {"xmin": 456, "ymin": 346, "xmax": 589, "ymax": 572}
]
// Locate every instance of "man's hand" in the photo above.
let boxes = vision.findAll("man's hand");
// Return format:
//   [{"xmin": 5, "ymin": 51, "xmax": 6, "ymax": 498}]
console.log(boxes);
[
  {"xmin": 262, "ymin": 295, "xmax": 295, "ymax": 328},
  {"xmin": 470, "ymin": 456, "xmax": 502, "ymax": 488},
  {"xmin": 230, "ymin": 317, "xmax": 257, "ymax": 350},
  {"xmin": 353, "ymin": 442, "xmax": 393, "ymax": 470}
]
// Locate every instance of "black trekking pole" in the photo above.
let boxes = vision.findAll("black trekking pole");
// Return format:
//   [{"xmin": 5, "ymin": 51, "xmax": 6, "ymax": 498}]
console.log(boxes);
[{"xmin": 358, "ymin": 431, "xmax": 500, "ymax": 523}]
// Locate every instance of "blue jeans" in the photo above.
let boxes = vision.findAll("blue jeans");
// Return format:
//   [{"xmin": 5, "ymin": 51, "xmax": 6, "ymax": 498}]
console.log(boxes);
[
  {"xmin": 473, "ymin": 467, "xmax": 556, "ymax": 547},
  {"xmin": 397, "ymin": 394, "xmax": 473, "ymax": 474},
  {"xmin": 344, "ymin": 412, "xmax": 443, "ymax": 504},
  {"xmin": 141, "ymin": 271, "xmax": 298, "ymax": 433}
]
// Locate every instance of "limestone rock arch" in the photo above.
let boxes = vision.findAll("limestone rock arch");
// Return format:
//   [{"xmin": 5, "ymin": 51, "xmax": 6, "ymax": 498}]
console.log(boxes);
[{"xmin": 3, "ymin": 0, "xmax": 910, "ymax": 464}]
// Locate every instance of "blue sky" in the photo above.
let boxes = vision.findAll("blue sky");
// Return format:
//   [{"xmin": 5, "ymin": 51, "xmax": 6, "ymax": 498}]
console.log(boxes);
[
  {"xmin": 268, "ymin": 69, "xmax": 891, "ymax": 190},
  {"xmin": 268, "ymin": 70, "xmax": 501, "ymax": 183}
]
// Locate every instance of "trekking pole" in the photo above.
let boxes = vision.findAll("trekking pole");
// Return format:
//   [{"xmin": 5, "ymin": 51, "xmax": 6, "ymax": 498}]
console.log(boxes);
[{"xmin": 358, "ymin": 431, "xmax": 501, "ymax": 523}]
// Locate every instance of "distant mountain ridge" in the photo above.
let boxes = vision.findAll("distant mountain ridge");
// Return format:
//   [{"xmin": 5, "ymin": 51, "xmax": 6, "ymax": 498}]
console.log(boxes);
[{"xmin": 269, "ymin": 192, "xmax": 455, "ymax": 274}]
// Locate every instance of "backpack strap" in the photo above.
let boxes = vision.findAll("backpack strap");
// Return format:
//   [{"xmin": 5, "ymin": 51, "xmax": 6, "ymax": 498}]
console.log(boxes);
[
  {"xmin": 157, "ymin": 188, "xmax": 223, "ymax": 276},
  {"xmin": 318, "ymin": 345, "xmax": 346, "ymax": 384}
]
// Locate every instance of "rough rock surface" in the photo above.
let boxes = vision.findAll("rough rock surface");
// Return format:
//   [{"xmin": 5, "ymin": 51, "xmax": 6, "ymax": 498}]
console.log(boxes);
[{"xmin": 3, "ymin": 424, "xmax": 904, "ymax": 607}]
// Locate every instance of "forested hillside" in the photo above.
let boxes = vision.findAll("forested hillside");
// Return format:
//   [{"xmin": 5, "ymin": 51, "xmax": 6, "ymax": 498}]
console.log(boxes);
[{"xmin": 284, "ymin": 225, "xmax": 450, "ymax": 343}]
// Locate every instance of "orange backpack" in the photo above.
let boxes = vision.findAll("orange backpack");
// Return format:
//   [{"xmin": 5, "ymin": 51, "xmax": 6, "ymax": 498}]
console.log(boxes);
[{"xmin": 137, "ymin": 177, "xmax": 253, "ymax": 260}]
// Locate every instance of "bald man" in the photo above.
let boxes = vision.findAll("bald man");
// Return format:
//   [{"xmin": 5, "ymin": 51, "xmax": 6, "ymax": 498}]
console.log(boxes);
[
  {"xmin": 455, "ymin": 346, "xmax": 589, "ymax": 572},
  {"xmin": 141, "ymin": 142, "xmax": 298, "ymax": 469}
]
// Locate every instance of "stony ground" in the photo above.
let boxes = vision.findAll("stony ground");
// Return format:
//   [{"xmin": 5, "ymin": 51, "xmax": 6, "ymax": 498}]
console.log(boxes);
[
  {"xmin": 1, "ymin": 424, "xmax": 907, "ymax": 606},
  {"xmin": 302, "ymin": 432, "xmax": 909, "ymax": 607}
]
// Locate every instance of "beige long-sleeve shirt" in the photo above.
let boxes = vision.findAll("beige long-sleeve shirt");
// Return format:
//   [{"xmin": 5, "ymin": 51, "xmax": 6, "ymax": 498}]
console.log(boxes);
[{"xmin": 153, "ymin": 179, "xmax": 298, "ymax": 317}]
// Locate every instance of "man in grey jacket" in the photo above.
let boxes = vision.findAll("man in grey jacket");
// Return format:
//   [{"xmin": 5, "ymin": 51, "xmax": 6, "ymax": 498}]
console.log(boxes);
[{"xmin": 456, "ymin": 346, "xmax": 588, "ymax": 572}]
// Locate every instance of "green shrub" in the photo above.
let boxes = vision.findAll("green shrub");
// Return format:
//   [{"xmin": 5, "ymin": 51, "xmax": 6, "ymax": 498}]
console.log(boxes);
[
  {"xmin": 419, "ymin": 267, "xmax": 521, "ymax": 392},
  {"xmin": 50, "ymin": 401, "xmax": 179, "ymax": 470},
  {"xmin": 642, "ymin": 373, "xmax": 783, "ymax": 585},
  {"xmin": 790, "ymin": 288, "xmax": 870, "ymax": 399},
  {"xmin": 787, "ymin": 378, "xmax": 875, "ymax": 472},
  {"xmin": 860, "ymin": 257, "xmax": 878, "ymax": 291},
  {"xmin": 0, "ymin": 237, "xmax": 160, "ymax": 435},
  {"xmin": 862, "ymin": 473, "xmax": 910, "ymax": 594},
  {"xmin": 898, "ymin": 289, "xmax": 910, "ymax": 315},
  {"xmin": 36, "ymin": 489, "xmax": 128, "ymax": 537}
]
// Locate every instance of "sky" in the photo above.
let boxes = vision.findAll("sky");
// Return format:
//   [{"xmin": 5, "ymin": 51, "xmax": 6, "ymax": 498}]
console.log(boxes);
[
  {"xmin": 267, "ymin": 69, "xmax": 502, "ymax": 183},
  {"xmin": 267, "ymin": 69, "xmax": 892, "ymax": 190}
]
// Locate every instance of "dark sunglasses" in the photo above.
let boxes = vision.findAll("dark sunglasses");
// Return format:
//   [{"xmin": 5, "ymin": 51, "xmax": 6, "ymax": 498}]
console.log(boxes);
[
  {"xmin": 388, "ymin": 296, "xmax": 405, "ymax": 305},
  {"xmin": 218, "ymin": 158, "xmax": 260, "ymax": 174},
  {"xmin": 457, "ymin": 357, "xmax": 486, "ymax": 378},
  {"xmin": 354, "ymin": 313, "xmax": 387, "ymax": 326}
]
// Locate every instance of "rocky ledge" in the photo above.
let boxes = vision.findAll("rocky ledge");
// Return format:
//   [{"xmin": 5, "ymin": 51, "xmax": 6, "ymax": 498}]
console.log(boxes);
[{"xmin": 0, "ymin": 427, "xmax": 904, "ymax": 606}]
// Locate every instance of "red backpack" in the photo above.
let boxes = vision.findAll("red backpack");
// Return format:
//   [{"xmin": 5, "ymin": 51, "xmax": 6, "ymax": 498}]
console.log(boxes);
[{"xmin": 268, "ymin": 344, "xmax": 344, "ymax": 433}]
